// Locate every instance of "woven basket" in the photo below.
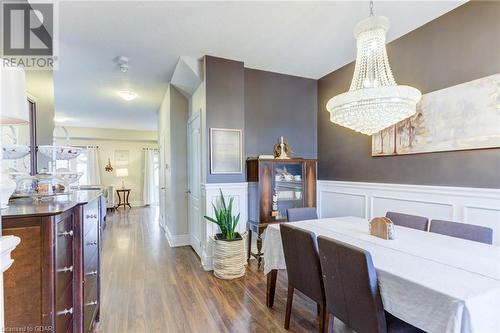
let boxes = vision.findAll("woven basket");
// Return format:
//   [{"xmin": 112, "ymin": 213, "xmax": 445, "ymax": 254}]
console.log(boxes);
[{"xmin": 213, "ymin": 232, "xmax": 246, "ymax": 279}]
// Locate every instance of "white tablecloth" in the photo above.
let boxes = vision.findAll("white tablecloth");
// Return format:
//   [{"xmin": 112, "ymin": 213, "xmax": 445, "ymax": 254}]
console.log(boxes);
[{"xmin": 262, "ymin": 216, "xmax": 500, "ymax": 333}]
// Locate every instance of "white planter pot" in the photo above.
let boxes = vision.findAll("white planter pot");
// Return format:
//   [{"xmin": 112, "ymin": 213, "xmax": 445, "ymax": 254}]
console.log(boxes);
[{"xmin": 213, "ymin": 232, "xmax": 246, "ymax": 279}]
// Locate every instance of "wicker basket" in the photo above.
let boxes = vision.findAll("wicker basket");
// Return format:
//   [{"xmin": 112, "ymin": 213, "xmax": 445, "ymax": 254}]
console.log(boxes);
[{"xmin": 213, "ymin": 232, "xmax": 246, "ymax": 279}]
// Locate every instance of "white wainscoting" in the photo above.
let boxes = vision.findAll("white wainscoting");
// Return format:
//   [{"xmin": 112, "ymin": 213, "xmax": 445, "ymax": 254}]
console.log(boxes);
[
  {"xmin": 317, "ymin": 181, "xmax": 500, "ymax": 245},
  {"xmin": 201, "ymin": 182, "xmax": 248, "ymax": 270}
]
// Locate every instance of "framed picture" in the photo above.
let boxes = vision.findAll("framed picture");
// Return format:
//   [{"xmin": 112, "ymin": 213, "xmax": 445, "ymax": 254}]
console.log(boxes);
[
  {"xmin": 210, "ymin": 128, "xmax": 242, "ymax": 174},
  {"xmin": 114, "ymin": 150, "xmax": 129, "ymax": 166},
  {"xmin": 372, "ymin": 73, "xmax": 500, "ymax": 156}
]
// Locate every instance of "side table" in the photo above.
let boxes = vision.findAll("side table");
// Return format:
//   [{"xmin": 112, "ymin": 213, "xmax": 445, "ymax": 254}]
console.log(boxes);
[
  {"xmin": 116, "ymin": 189, "xmax": 132, "ymax": 209},
  {"xmin": 247, "ymin": 220, "xmax": 279, "ymax": 269}
]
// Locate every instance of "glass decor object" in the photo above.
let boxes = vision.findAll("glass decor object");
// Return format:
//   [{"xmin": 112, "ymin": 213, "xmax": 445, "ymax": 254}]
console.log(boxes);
[
  {"xmin": 38, "ymin": 145, "xmax": 82, "ymax": 160},
  {"xmin": 326, "ymin": 1, "xmax": 421, "ymax": 135}
]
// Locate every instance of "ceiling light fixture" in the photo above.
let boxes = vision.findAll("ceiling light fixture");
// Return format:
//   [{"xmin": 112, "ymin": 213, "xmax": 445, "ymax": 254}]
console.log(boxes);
[
  {"xmin": 326, "ymin": 0, "xmax": 421, "ymax": 135},
  {"xmin": 118, "ymin": 90, "xmax": 138, "ymax": 101}
]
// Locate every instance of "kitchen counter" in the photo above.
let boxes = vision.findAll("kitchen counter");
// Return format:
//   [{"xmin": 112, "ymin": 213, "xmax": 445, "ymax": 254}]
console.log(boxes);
[
  {"xmin": 2, "ymin": 189, "xmax": 102, "ymax": 218},
  {"xmin": 2, "ymin": 189, "xmax": 103, "ymax": 333}
]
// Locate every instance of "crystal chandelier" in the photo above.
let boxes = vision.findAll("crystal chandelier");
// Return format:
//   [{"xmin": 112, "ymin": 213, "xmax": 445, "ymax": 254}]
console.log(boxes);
[{"xmin": 326, "ymin": 1, "xmax": 421, "ymax": 135}]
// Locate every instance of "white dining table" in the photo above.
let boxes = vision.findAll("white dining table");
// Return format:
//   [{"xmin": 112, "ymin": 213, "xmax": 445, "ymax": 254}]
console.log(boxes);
[{"xmin": 262, "ymin": 216, "xmax": 500, "ymax": 333}]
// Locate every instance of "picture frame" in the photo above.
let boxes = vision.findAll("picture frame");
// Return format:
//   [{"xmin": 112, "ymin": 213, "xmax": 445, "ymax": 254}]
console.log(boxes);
[
  {"xmin": 210, "ymin": 128, "xmax": 243, "ymax": 174},
  {"xmin": 114, "ymin": 149, "xmax": 129, "ymax": 167}
]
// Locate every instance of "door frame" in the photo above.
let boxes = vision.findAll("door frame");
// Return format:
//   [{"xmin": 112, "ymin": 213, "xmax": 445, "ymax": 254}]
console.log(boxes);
[{"xmin": 187, "ymin": 111, "xmax": 202, "ymax": 256}]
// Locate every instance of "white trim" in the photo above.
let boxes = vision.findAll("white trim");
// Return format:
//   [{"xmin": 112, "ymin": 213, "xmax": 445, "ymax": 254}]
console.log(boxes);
[
  {"xmin": 317, "ymin": 180, "xmax": 500, "ymax": 245},
  {"xmin": 164, "ymin": 226, "xmax": 190, "ymax": 247}
]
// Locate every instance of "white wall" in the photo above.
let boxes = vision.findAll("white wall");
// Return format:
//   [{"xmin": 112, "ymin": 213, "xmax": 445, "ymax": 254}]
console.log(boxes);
[
  {"xmin": 317, "ymin": 180, "xmax": 500, "ymax": 245},
  {"xmin": 158, "ymin": 85, "xmax": 189, "ymax": 240},
  {"xmin": 56, "ymin": 127, "xmax": 158, "ymax": 206}
]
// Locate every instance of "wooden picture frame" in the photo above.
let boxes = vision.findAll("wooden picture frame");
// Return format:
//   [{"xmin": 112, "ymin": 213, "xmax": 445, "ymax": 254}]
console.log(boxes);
[{"xmin": 210, "ymin": 128, "xmax": 242, "ymax": 174}]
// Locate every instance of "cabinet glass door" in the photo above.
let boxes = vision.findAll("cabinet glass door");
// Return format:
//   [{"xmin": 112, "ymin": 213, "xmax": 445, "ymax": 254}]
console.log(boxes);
[{"xmin": 272, "ymin": 162, "xmax": 304, "ymax": 220}]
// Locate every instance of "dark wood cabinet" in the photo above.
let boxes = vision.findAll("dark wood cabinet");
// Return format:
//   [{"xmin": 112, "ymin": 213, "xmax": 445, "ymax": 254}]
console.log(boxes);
[
  {"xmin": 247, "ymin": 158, "xmax": 317, "ymax": 223},
  {"xmin": 246, "ymin": 158, "xmax": 317, "ymax": 267},
  {"xmin": 2, "ymin": 192, "xmax": 102, "ymax": 333}
]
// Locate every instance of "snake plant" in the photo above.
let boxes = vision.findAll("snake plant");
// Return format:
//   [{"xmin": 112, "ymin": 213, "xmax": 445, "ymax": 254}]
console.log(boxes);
[{"xmin": 204, "ymin": 189, "xmax": 241, "ymax": 240}]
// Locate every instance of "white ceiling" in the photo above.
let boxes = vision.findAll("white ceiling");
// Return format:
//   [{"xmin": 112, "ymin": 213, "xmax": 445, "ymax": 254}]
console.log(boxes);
[{"xmin": 54, "ymin": 1, "xmax": 465, "ymax": 131}]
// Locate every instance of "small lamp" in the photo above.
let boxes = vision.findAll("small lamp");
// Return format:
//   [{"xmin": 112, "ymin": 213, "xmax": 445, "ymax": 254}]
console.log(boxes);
[
  {"xmin": 116, "ymin": 168, "xmax": 129, "ymax": 189},
  {"xmin": 1, "ymin": 63, "xmax": 29, "ymax": 209}
]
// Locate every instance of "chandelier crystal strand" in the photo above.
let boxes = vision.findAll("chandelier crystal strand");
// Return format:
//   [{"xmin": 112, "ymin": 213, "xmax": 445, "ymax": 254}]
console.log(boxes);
[{"xmin": 326, "ymin": 2, "xmax": 421, "ymax": 135}]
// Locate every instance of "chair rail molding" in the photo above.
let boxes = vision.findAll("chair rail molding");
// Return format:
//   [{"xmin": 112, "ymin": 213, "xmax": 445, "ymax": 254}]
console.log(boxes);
[
  {"xmin": 201, "ymin": 182, "xmax": 248, "ymax": 271},
  {"xmin": 317, "ymin": 180, "xmax": 500, "ymax": 245}
]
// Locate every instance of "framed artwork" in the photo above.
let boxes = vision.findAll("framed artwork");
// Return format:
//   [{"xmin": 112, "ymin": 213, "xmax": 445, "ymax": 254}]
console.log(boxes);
[
  {"xmin": 372, "ymin": 73, "xmax": 500, "ymax": 156},
  {"xmin": 114, "ymin": 150, "xmax": 129, "ymax": 166},
  {"xmin": 210, "ymin": 128, "xmax": 242, "ymax": 174}
]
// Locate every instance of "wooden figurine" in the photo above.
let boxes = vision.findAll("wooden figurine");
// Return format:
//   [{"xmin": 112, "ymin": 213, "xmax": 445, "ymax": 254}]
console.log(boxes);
[
  {"xmin": 369, "ymin": 217, "xmax": 396, "ymax": 240},
  {"xmin": 273, "ymin": 136, "xmax": 292, "ymax": 159}
]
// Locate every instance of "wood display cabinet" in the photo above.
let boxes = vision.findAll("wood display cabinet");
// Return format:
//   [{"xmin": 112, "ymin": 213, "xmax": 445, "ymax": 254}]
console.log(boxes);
[
  {"xmin": 247, "ymin": 158, "xmax": 317, "ymax": 222},
  {"xmin": 246, "ymin": 158, "xmax": 317, "ymax": 267}
]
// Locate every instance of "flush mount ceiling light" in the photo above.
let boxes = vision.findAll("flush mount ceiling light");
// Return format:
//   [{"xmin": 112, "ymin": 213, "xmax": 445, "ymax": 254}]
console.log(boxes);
[
  {"xmin": 326, "ymin": 1, "xmax": 421, "ymax": 135},
  {"xmin": 118, "ymin": 90, "xmax": 138, "ymax": 101},
  {"xmin": 114, "ymin": 56, "xmax": 138, "ymax": 101}
]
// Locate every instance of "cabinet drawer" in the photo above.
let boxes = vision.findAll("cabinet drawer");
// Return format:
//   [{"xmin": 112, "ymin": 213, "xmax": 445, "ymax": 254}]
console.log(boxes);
[
  {"xmin": 56, "ymin": 218, "xmax": 74, "ymax": 269},
  {"xmin": 56, "ymin": 235, "xmax": 73, "ymax": 270},
  {"xmin": 83, "ymin": 200, "xmax": 99, "ymax": 236},
  {"xmin": 83, "ymin": 274, "xmax": 98, "ymax": 333},
  {"xmin": 55, "ymin": 282, "xmax": 73, "ymax": 333},
  {"xmin": 84, "ymin": 252, "xmax": 98, "ymax": 277},
  {"xmin": 84, "ymin": 227, "xmax": 98, "ymax": 270}
]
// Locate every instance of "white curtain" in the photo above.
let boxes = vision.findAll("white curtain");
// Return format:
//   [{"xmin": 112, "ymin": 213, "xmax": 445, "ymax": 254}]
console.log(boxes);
[
  {"xmin": 86, "ymin": 146, "xmax": 101, "ymax": 185},
  {"xmin": 143, "ymin": 149, "xmax": 155, "ymax": 206}
]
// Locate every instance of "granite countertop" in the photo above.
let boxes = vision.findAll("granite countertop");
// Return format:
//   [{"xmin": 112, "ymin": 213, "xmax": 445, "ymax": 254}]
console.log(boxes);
[{"xmin": 1, "ymin": 190, "xmax": 102, "ymax": 218}]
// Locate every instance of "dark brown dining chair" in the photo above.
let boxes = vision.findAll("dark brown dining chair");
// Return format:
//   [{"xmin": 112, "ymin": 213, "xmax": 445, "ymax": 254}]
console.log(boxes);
[
  {"xmin": 280, "ymin": 223, "xmax": 326, "ymax": 332},
  {"xmin": 317, "ymin": 236, "xmax": 424, "ymax": 333},
  {"xmin": 386, "ymin": 211, "xmax": 429, "ymax": 231},
  {"xmin": 429, "ymin": 220, "xmax": 493, "ymax": 244},
  {"xmin": 287, "ymin": 207, "xmax": 318, "ymax": 222}
]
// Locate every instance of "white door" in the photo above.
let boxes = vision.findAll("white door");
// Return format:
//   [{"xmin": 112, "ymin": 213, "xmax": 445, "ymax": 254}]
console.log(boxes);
[
  {"xmin": 158, "ymin": 131, "xmax": 167, "ymax": 230},
  {"xmin": 187, "ymin": 113, "xmax": 202, "ymax": 256}
]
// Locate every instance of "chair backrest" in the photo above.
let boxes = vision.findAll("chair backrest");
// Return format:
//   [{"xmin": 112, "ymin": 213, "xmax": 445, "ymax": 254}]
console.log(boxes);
[
  {"xmin": 318, "ymin": 236, "xmax": 387, "ymax": 333},
  {"xmin": 280, "ymin": 223, "xmax": 324, "ymax": 304},
  {"xmin": 287, "ymin": 207, "xmax": 318, "ymax": 222},
  {"xmin": 430, "ymin": 220, "xmax": 493, "ymax": 245},
  {"xmin": 386, "ymin": 211, "xmax": 429, "ymax": 231}
]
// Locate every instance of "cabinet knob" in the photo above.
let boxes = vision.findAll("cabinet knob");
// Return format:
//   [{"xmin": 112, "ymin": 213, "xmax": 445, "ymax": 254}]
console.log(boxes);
[
  {"xmin": 86, "ymin": 240, "xmax": 98, "ymax": 246},
  {"xmin": 85, "ymin": 270, "xmax": 98, "ymax": 276},
  {"xmin": 58, "ymin": 230, "xmax": 73, "ymax": 237},
  {"xmin": 57, "ymin": 308, "xmax": 73, "ymax": 316},
  {"xmin": 85, "ymin": 300, "xmax": 98, "ymax": 306},
  {"xmin": 58, "ymin": 266, "xmax": 73, "ymax": 273}
]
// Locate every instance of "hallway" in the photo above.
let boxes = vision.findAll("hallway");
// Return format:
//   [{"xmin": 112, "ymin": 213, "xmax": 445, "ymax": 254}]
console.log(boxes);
[{"xmin": 97, "ymin": 207, "xmax": 322, "ymax": 333}]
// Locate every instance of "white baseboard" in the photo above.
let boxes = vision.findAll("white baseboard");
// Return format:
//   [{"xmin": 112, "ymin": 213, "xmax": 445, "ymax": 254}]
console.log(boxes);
[
  {"xmin": 317, "ymin": 180, "xmax": 500, "ymax": 245},
  {"xmin": 164, "ymin": 225, "xmax": 190, "ymax": 247}
]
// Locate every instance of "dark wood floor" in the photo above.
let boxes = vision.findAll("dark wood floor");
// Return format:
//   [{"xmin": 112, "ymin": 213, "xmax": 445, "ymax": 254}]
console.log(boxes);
[{"xmin": 97, "ymin": 206, "xmax": 349, "ymax": 333}]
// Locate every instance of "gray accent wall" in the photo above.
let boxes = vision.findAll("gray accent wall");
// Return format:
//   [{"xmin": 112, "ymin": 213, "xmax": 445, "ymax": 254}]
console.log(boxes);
[
  {"xmin": 317, "ymin": 1, "xmax": 500, "ymax": 188},
  {"xmin": 205, "ymin": 56, "xmax": 246, "ymax": 183},
  {"xmin": 245, "ymin": 68, "xmax": 317, "ymax": 159}
]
